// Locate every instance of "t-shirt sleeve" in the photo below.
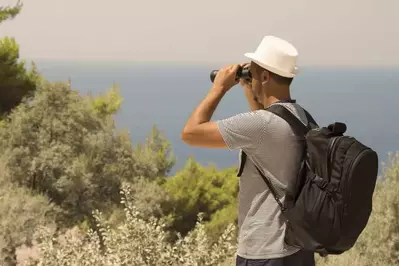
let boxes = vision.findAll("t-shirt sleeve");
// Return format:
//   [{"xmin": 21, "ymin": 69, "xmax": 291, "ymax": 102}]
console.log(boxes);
[{"xmin": 216, "ymin": 110, "xmax": 268, "ymax": 153}]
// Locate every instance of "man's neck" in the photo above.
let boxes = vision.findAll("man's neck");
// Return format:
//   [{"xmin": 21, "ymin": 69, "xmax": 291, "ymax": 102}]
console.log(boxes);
[{"xmin": 263, "ymin": 87, "xmax": 292, "ymax": 108}]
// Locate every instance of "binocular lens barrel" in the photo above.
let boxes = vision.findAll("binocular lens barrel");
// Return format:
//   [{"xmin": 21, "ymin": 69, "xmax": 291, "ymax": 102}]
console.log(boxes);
[{"xmin": 210, "ymin": 67, "xmax": 252, "ymax": 83}]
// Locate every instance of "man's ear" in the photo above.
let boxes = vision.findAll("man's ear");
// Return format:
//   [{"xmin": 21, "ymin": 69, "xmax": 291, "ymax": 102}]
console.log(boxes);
[{"xmin": 261, "ymin": 70, "xmax": 270, "ymax": 85}]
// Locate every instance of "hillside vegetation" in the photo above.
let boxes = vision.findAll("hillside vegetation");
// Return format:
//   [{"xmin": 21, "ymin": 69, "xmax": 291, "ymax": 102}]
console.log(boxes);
[{"xmin": 0, "ymin": 2, "xmax": 398, "ymax": 266}]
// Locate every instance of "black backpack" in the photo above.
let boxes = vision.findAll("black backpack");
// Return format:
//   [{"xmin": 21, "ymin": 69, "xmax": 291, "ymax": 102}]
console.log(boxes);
[{"xmin": 239, "ymin": 104, "xmax": 379, "ymax": 257}]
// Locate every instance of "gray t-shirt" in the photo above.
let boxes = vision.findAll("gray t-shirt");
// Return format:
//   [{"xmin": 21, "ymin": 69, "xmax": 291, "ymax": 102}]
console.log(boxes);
[{"xmin": 216, "ymin": 102, "xmax": 309, "ymax": 260}]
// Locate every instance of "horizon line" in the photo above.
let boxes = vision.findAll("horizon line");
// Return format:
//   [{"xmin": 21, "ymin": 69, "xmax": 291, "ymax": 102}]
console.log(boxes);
[{"xmin": 23, "ymin": 58, "xmax": 399, "ymax": 69}]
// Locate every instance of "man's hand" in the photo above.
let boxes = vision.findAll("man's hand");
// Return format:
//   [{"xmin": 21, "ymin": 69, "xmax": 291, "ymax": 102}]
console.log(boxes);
[
  {"xmin": 181, "ymin": 64, "xmax": 242, "ymax": 149},
  {"xmin": 239, "ymin": 62, "xmax": 252, "ymax": 90},
  {"xmin": 180, "ymin": 63, "xmax": 258, "ymax": 149},
  {"xmin": 212, "ymin": 64, "xmax": 241, "ymax": 93},
  {"xmin": 239, "ymin": 62, "xmax": 264, "ymax": 111}
]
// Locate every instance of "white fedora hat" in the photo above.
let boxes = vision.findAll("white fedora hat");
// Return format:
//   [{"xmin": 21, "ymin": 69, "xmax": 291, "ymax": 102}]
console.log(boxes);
[{"xmin": 244, "ymin": 35, "xmax": 298, "ymax": 78}]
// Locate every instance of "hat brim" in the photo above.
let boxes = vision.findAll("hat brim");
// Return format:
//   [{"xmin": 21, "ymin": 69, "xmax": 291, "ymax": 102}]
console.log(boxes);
[{"xmin": 244, "ymin": 52, "xmax": 298, "ymax": 78}]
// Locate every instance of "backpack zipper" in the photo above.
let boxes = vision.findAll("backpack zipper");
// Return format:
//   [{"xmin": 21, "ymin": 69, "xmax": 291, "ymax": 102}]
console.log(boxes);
[
  {"xmin": 342, "ymin": 147, "xmax": 368, "ymax": 200},
  {"xmin": 341, "ymin": 148, "xmax": 369, "ymax": 220},
  {"xmin": 327, "ymin": 136, "xmax": 344, "ymax": 181}
]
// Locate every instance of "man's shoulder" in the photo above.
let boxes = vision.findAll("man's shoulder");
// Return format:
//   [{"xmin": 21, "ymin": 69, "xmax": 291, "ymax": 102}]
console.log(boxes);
[
  {"xmin": 265, "ymin": 102, "xmax": 309, "ymax": 125},
  {"xmin": 216, "ymin": 110, "xmax": 274, "ymax": 152},
  {"xmin": 219, "ymin": 107, "xmax": 302, "ymax": 132},
  {"xmin": 217, "ymin": 109, "xmax": 273, "ymax": 127}
]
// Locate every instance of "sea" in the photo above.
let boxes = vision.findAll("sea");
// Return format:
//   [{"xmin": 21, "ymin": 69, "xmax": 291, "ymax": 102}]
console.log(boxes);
[{"xmin": 35, "ymin": 61, "xmax": 399, "ymax": 176}]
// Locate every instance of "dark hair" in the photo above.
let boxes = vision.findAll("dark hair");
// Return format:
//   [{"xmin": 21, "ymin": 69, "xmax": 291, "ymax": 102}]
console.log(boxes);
[
  {"xmin": 252, "ymin": 62, "xmax": 293, "ymax": 86},
  {"xmin": 268, "ymin": 71, "xmax": 293, "ymax": 86}
]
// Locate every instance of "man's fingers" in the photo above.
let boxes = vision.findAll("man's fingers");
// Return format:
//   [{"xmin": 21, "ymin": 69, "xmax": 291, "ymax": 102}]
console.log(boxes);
[
  {"xmin": 221, "ymin": 64, "xmax": 242, "ymax": 74},
  {"xmin": 231, "ymin": 64, "xmax": 241, "ymax": 73}
]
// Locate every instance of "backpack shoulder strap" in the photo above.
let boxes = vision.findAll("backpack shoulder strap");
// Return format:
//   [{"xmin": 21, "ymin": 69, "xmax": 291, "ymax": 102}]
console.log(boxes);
[
  {"xmin": 249, "ymin": 104, "xmax": 316, "ymax": 212},
  {"xmin": 266, "ymin": 104, "xmax": 311, "ymax": 136},
  {"xmin": 303, "ymin": 108, "xmax": 319, "ymax": 129}
]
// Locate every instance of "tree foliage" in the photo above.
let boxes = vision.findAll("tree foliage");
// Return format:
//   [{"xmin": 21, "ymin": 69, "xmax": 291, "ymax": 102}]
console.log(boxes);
[
  {"xmin": 0, "ymin": 37, "xmax": 40, "ymax": 115},
  {"xmin": 88, "ymin": 86, "xmax": 123, "ymax": 117},
  {"xmin": 0, "ymin": 81, "xmax": 155, "ymax": 225},
  {"xmin": 0, "ymin": 181, "xmax": 57, "ymax": 266},
  {"xmin": 0, "ymin": 1, "xmax": 22, "ymax": 24},
  {"xmin": 0, "ymin": 2, "xmax": 40, "ymax": 115},
  {"xmin": 134, "ymin": 125, "xmax": 176, "ymax": 179},
  {"xmin": 0, "ymin": 79, "xmax": 181, "ymax": 265},
  {"xmin": 163, "ymin": 158, "xmax": 238, "ymax": 241}
]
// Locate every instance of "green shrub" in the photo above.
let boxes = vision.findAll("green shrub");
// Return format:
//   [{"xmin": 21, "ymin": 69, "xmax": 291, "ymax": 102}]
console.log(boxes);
[
  {"xmin": 0, "ymin": 178, "xmax": 57, "ymax": 266},
  {"xmin": 0, "ymin": 1, "xmax": 41, "ymax": 115},
  {"xmin": 24, "ymin": 152, "xmax": 399, "ymax": 266},
  {"xmin": 26, "ymin": 184, "xmax": 237, "ymax": 266},
  {"xmin": 163, "ymin": 158, "xmax": 238, "ymax": 241},
  {"xmin": 0, "ymin": 81, "xmax": 156, "ymax": 226},
  {"xmin": 133, "ymin": 125, "xmax": 176, "ymax": 179},
  {"xmin": 0, "ymin": 1, "xmax": 22, "ymax": 23}
]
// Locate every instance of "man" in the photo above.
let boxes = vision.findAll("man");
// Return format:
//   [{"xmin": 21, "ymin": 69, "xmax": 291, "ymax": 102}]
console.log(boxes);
[{"xmin": 181, "ymin": 35, "xmax": 315, "ymax": 266}]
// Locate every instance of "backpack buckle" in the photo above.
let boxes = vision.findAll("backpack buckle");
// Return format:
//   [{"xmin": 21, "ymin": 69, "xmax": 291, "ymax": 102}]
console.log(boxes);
[
  {"xmin": 319, "ymin": 180, "xmax": 328, "ymax": 189},
  {"xmin": 328, "ymin": 122, "xmax": 347, "ymax": 135},
  {"xmin": 313, "ymin": 175, "xmax": 328, "ymax": 189}
]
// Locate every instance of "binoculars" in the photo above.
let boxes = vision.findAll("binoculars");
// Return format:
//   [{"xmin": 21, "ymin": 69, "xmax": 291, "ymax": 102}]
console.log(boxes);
[{"xmin": 210, "ymin": 66, "xmax": 252, "ymax": 83}]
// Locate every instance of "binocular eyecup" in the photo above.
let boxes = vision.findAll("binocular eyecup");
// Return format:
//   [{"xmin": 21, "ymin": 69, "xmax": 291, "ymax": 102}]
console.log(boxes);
[{"xmin": 210, "ymin": 66, "xmax": 252, "ymax": 83}]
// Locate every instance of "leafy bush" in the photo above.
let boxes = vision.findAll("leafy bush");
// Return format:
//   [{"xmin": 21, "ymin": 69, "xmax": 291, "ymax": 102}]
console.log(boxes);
[
  {"xmin": 106, "ymin": 178, "xmax": 172, "ymax": 230},
  {"xmin": 0, "ymin": 79, "xmax": 177, "ymax": 265},
  {"xmin": 22, "ymin": 152, "xmax": 399, "ymax": 266},
  {"xmin": 26, "ymin": 184, "xmax": 237, "ymax": 266},
  {"xmin": 0, "ymin": 37, "xmax": 40, "ymax": 116},
  {"xmin": 0, "ymin": 1, "xmax": 40, "ymax": 115},
  {"xmin": 88, "ymin": 86, "xmax": 123, "ymax": 117},
  {"xmin": 0, "ymin": 177, "xmax": 57, "ymax": 266},
  {"xmin": 163, "ymin": 158, "xmax": 238, "ymax": 241},
  {"xmin": 0, "ymin": 81, "xmax": 157, "ymax": 226},
  {"xmin": 134, "ymin": 125, "xmax": 176, "ymax": 179}
]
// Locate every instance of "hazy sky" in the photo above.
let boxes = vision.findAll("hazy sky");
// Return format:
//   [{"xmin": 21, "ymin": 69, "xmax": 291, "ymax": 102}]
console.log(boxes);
[{"xmin": 0, "ymin": 0, "xmax": 398, "ymax": 66}]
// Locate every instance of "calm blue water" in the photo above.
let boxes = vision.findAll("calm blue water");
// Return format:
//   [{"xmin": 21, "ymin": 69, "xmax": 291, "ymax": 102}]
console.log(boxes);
[{"xmin": 35, "ymin": 61, "xmax": 399, "ymax": 176}]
